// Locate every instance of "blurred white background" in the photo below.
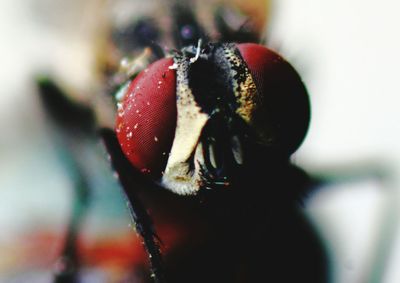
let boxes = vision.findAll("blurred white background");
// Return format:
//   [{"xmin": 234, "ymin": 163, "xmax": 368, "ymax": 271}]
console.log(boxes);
[
  {"xmin": 267, "ymin": 1, "xmax": 400, "ymax": 282},
  {"xmin": 1, "ymin": 0, "xmax": 400, "ymax": 282}
]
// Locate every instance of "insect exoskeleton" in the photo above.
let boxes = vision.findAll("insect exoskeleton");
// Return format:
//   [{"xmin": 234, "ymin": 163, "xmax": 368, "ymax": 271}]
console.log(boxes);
[{"xmin": 115, "ymin": 42, "xmax": 310, "ymax": 195}]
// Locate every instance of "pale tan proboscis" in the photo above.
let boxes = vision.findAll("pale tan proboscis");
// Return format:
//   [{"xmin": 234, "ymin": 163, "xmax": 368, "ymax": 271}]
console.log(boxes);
[{"xmin": 161, "ymin": 54, "xmax": 209, "ymax": 195}]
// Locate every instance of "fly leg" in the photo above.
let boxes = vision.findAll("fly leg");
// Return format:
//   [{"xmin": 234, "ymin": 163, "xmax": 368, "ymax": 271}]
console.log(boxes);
[
  {"xmin": 36, "ymin": 77, "xmax": 95, "ymax": 283},
  {"xmin": 100, "ymin": 128, "xmax": 166, "ymax": 283}
]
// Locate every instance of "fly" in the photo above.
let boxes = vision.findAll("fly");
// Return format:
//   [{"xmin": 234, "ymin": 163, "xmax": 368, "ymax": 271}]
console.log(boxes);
[{"xmin": 36, "ymin": 1, "xmax": 328, "ymax": 283}]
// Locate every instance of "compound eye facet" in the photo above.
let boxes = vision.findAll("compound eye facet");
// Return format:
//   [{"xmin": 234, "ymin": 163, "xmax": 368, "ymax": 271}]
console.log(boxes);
[
  {"xmin": 236, "ymin": 43, "xmax": 310, "ymax": 155},
  {"xmin": 115, "ymin": 58, "xmax": 177, "ymax": 177}
]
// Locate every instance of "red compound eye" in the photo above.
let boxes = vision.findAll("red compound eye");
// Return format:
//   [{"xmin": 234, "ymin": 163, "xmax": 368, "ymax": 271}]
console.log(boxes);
[
  {"xmin": 115, "ymin": 58, "xmax": 177, "ymax": 177},
  {"xmin": 237, "ymin": 43, "xmax": 310, "ymax": 155}
]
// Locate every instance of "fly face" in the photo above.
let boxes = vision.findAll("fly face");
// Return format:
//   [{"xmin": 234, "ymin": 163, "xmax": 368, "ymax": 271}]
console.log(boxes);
[
  {"xmin": 163, "ymin": 43, "xmax": 260, "ymax": 194},
  {"xmin": 115, "ymin": 42, "xmax": 310, "ymax": 195}
]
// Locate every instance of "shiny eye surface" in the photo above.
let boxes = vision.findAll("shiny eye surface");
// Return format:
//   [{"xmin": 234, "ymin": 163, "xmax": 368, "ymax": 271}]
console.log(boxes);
[
  {"xmin": 115, "ymin": 58, "xmax": 177, "ymax": 177},
  {"xmin": 237, "ymin": 43, "xmax": 310, "ymax": 155}
]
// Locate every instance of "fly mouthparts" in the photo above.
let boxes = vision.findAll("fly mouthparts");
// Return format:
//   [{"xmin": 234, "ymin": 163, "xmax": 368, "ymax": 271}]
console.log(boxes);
[
  {"xmin": 208, "ymin": 142, "xmax": 218, "ymax": 169},
  {"xmin": 231, "ymin": 135, "xmax": 243, "ymax": 165}
]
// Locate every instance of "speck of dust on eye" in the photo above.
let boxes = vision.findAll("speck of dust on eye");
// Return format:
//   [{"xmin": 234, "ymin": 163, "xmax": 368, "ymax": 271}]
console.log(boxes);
[
  {"xmin": 169, "ymin": 63, "xmax": 178, "ymax": 70},
  {"xmin": 136, "ymin": 109, "xmax": 140, "ymax": 114},
  {"xmin": 158, "ymin": 80, "xmax": 162, "ymax": 85},
  {"xmin": 127, "ymin": 132, "xmax": 133, "ymax": 139},
  {"xmin": 146, "ymin": 101, "xmax": 150, "ymax": 106},
  {"xmin": 116, "ymin": 124, "xmax": 122, "ymax": 133},
  {"xmin": 154, "ymin": 136, "xmax": 159, "ymax": 142},
  {"xmin": 134, "ymin": 123, "xmax": 139, "ymax": 129}
]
